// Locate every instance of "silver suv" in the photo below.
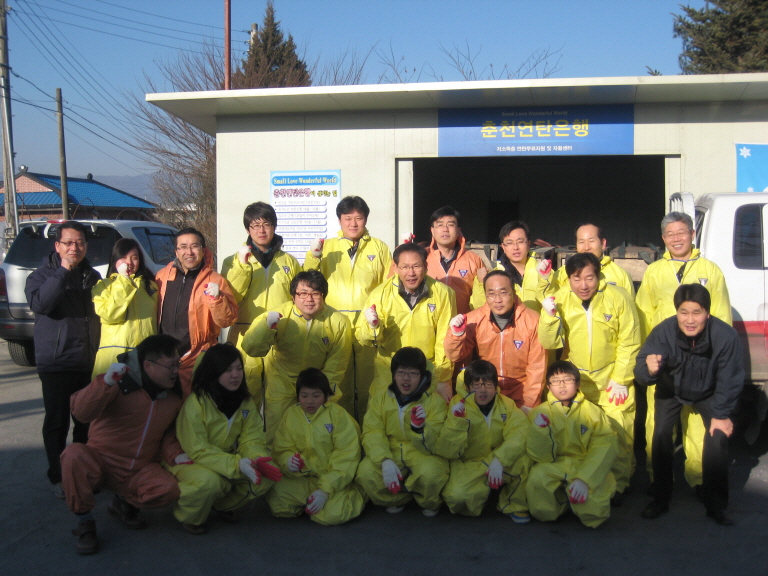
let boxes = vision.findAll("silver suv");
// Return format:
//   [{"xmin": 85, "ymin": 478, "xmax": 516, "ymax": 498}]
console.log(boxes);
[{"xmin": 0, "ymin": 220, "xmax": 178, "ymax": 366}]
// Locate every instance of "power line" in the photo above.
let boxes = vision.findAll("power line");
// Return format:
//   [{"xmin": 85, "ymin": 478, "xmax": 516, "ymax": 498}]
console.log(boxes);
[
  {"xmin": 92, "ymin": 0, "xmax": 250, "ymax": 34},
  {"xmin": 10, "ymin": 96, "xmax": 56, "ymax": 112}
]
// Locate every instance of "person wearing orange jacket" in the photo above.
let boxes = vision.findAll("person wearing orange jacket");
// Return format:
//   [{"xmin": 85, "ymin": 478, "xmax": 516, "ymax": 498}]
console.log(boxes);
[
  {"xmin": 60, "ymin": 335, "xmax": 185, "ymax": 554},
  {"xmin": 445, "ymin": 270, "xmax": 546, "ymax": 413},
  {"xmin": 155, "ymin": 227, "xmax": 238, "ymax": 396},
  {"xmin": 426, "ymin": 206, "xmax": 485, "ymax": 315}
]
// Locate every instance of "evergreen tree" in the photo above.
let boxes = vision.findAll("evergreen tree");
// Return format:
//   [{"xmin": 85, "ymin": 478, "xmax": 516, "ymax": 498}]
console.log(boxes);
[
  {"xmin": 674, "ymin": 0, "xmax": 768, "ymax": 74},
  {"xmin": 233, "ymin": 0, "xmax": 311, "ymax": 88}
]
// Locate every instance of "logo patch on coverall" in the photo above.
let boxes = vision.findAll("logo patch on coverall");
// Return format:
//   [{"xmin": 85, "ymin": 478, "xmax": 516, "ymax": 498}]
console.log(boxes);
[
  {"xmin": 242, "ymin": 410, "xmax": 249, "ymax": 419},
  {"xmin": 514, "ymin": 340, "xmax": 524, "ymax": 349},
  {"xmin": 428, "ymin": 303, "xmax": 436, "ymax": 313},
  {"xmin": 368, "ymin": 255, "xmax": 375, "ymax": 261},
  {"xmin": 322, "ymin": 337, "xmax": 329, "ymax": 345},
  {"xmin": 607, "ymin": 281, "xmax": 616, "ymax": 285},
  {"xmin": 501, "ymin": 414, "xmax": 507, "ymax": 422},
  {"xmin": 283, "ymin": 266, "xmax": 290, "ymax": 274},
  {"xmin": 604, "ymin": 314, "xmax": 613, "ymax": 321},
  {"xmin": 581, "ymin": 424, "xmax": 588, "ymax": 435},
  {"xmin": 699, "ymin": 278, "xmax": 708, "ymax": 286},
  {"xmin": 459, "ymin": 269, "xmax": 468, "ymax": 277},
  {"xmin": 325, "ymin": 424, "xmax": 334, "ymax": 433}
]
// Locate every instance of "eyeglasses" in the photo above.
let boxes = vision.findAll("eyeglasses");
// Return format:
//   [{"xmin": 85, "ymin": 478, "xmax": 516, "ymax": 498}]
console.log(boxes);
[
  {"xmin": 663, "ymin": 230, "xmax": 691, "ymax": 240},
  {"xmin": 295, "ymin": 291, "xmax": 323, "ymax": 300},
  {"xmin": 249, "ymin": 222, "xmax": 273, "ymax": 231},
  {"xmin": 57, "ymin": 240, "xmax": 86, "ymax": 248},
  {"xmin": 501, "ymin": 240, "xmax": 528, "ymax": 247},
  {"xmin": 398, "ymin": 264, "xmax": 424, "ymax": 272},
  {"xmin": 486, "ymin": 290, "xmax": 512, "ymax": 300},
  {"xmin": 549, "ymin": 377, "xmax": 576, "ymax": 387},
  {"xmin": 176, "ymin": 243, "xmax": 202, "ymax": 251},
  {"xmin": 395, "ymin": 370, "xmax": 421, "ymax": 379},
  {"xmin": 147, "ymin": 359, "xmax": 181, "ymax": 372},
  {"xmin": 470, "ymin": 381, "xmax": 496, "ymax": 390},
  {"xmin": 432, "ymin": 222, "xmax": 458, "ymax": 229}
]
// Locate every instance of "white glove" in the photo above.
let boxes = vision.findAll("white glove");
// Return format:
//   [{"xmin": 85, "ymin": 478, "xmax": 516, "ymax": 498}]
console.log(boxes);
[
  {"xmin": 533, "ymin": 413, "xmax": 550, "ymax": 428},
  {"xmin": 239, "ymin": 458, "xmax": 259, "ymax": 484},
  {"xmin": 401, "ymin": 232, "xmax": 415, "ymax": 244},
  {"xmin": 381, "ymin": 459, "xmax": 403, "ymax": 494},
  {"xmin": 204, "ymin": 282, "xmax": 220, "ymax": 299},
  {"xmin": 449, "ymin": 314, "xmax": 467, "ymax": 336},
  {"xmin": 238, "ymin": 245, "xmax": 252, "ymax": 264},
  {"xmin": 410, "ymin": 405, "xmax": 426, "ymax": 429},
  {"xmin": 486, "ymin": 457, "xmax": 504, "ymax": 489},
  {"xmin": 542, "ymin": 296, "xmax": 556, "ymax": 317},
  {"xmin": 267, "ymin": 311, "xmax": 283, "ymax": 330},
  {"xmin": 364, "ymin": 304, "xmax": 379, "ymax": 328},
  {"xmin": 287, "ymin": 452, "xmax": 305, "ymax": 473},
  {"xmin": 174, "ymin": 452, "xmax": 193, "ymax": 465},
  {"xmin": 305, "ymin": 489, "xmax": 329, "ymax": 515},
  {"xmin": 606, "ymin": 381, "xmax": 629, "ymax": 406},
  {"xmin": 117, "ymin": 262, "xmax": 130, "ymax": 277},
  {"xmin": 309, "ymin": 238, "xmax": 325, "ymax": 258},
  {"xmin": 105, "ymin": 363, "xmax": 128, "ymax": 386},
  {"xmin": 451, "ymin": 400, "xmax": 466, "ymax": 418},
  {"xmin": 568, "ymin": 478, "xmax": 589, "ymax": 504},
  {"xmin": 537, "ymin": 259, "xmax": 552, "ymax": 276}
]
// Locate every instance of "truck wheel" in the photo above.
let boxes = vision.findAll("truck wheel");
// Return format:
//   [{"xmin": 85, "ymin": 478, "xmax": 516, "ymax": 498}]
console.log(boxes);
[{"xmin": 8, "ymin": 340, "xmax": 35, "ymax": 367}]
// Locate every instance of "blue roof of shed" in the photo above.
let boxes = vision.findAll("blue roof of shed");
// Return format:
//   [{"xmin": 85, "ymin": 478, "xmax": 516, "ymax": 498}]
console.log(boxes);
[
  {"xmin": 0, "ymin": 191, "xmax": 62, "ymax": 206},
  {"xmin": 32, "ymin": 174, "xmax": 153, "ymax": 209}
]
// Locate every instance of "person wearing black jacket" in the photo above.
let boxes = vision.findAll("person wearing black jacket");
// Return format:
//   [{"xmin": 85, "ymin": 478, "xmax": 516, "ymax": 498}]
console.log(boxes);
[
  {"xmin": 634, "ymin": 283, "xmax": 743, "ymax": 525},
  {"xmin": 25, "ymin": 221, "xmax": 101, "ymax": 497}
]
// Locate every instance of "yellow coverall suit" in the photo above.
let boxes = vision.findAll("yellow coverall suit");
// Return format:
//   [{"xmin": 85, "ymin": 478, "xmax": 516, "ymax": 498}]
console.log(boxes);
[
  {"xmin": 356, "ymin": 276, "xmax": 457, "ymax": 395},
  {"xmin": 167, "ymin": 394, "xmax": 273, "ymax": 527},
  {"xmin": 471, "ymin": 254, "xmax": 549, "ymax": 312},
  {"xmin": 539, "ymin": 280, "xmax": 640, "ymax": 493},
  {"xmin": 266, "ymin": 402, "xmax": 366, "ymax": 525},
  {"xmin": 527, "ymin": 391, "xmax": 618, "ymax": 528},
  {"xmin": 547, "ymin": 254, "xmax": 635, "ymax": 299},
  {"xmin": 242, "ymin": 300, "xmax": 352, "ymax": 444},
  {"xmin": 221, "ymin": 243, "xmax": 301, "ymax": 399},
  {"xmin": 304, "ymin": 229, "xmax": 392, "ymax": 419},
  {"xmin": 635, "ymin": 248, "xmax": 732, "ymax": 486},
  {"xmin": 91, "ymin": 273, "xmax": 158, "ymax": 378},
  {"xmin": 436, "ymin": 392, "xmax": 531, "ymax": 516},
  {"xmin": 356, "ymin": 385, "xmax": 449, "ymax": 510}
]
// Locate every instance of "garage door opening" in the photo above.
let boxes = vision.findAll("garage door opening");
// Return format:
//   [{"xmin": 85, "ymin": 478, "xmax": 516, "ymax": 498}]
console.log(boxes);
[{"xmin": 411, "ymin": 155, "xmax": 666, "ymax": 249}]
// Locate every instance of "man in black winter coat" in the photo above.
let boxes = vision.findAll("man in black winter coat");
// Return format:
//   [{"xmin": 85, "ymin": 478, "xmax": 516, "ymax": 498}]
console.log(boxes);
[
  {"xmin": 635, "ymin": 283, "xmax": 743, "ymax": 525},
  {"xmin": 25, "ymin": 221, "xmax": 101, "ymax": 497}
]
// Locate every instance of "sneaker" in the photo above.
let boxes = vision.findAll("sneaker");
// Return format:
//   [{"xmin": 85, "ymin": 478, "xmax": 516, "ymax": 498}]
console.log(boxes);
[
  {"xmin": 52, "ymin": 482, "xmax": 65, "ymax": 499},
  {"xmin": 108, "ymin": 495, "xmax": 147, "ymax": 530},
  {"xmin": 421, "ymin": 508, "xmax": 439, "ymax": 517},
  {"xmin": 183, "ymin": 522, "xmax": 207, "ymax": 535},
  {"xmin": 72, "ymin": 520, "xmax": 98, "ymax": 555},
  {"xmin": 385, "ymin": 506, "xmax": 404, "ymax": 514},
  {"xmin": 509, "ymin": 512, "xmax": 531, "ymax": 524},
  {"xmin": 641, "ymin": 500, "xmax": 669, "ymax": 519},
  {"xmin": 706, "ymin": 508, "xmax": 735, "ymax": 526}
]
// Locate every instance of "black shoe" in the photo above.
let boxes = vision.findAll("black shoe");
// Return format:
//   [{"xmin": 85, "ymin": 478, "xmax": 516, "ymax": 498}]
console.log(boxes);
[
  {"xmin": 641, "ymin": 500, "xmax": 669, "ymax": 519},
  {"xmin": 694, "ymin": 485, "xmax": 705, "ymax": 503},
  {"xmin": 214, "ymin": 509, "xmax": 239, "ymax": 524},
  {"xmin": 72, "ymin": 520, "xmax": 98, "ymax": 555},
  {"xmin": 706, "ymin": 508, "xmax": 735, "ymax": 526},
  {"xmin": 108, "ymin": 495, "xmax": 147, "ymax": 530},
  {"xmin": 610, "ymin": 492, "xmax": 624, "ymax": 507}
]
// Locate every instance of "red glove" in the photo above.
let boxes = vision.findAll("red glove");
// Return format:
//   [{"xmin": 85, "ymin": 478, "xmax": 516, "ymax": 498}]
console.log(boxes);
[
  {"xmin": 534, "ymin": 413, "xmax": 550, "ymax": 428},
  {"xmin": 451, "ymin": 400, "xmax": 466, "ymax": 418},
  {"xmin": 267, "ymin": 311, "xmax": 283, "ymax": 330},
  {"xmin": 401, "ymin": 232, "xmax": 415, "ymax": 244},
  {"xmin": 537, "ymin": 259, "xmax": 552, "ymax": 276},
  {"xmin": 364, "ymin": 304, "xmax": 379, "ymax": 328},
  {"xmin": 287, "ymin": 453, "xmax": 305, "ymax": 473},
  {"xmin": 410, "ymin": 405, "xmax": 426, "ymax": 429},
  {"xmin": 254, "ymin": 456, "xmax": 282, "ymax": 482},
  {"xmin": 449, "ymin": 314, "xmax": 467, "ymax": 336}
]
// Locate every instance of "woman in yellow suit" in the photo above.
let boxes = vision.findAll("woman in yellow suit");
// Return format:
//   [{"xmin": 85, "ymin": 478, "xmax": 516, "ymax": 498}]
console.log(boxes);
[
  {"xmin": 436, "ymin": 360, "xmax": 531, "ymax": 522},
  {"xmin": 355, "ymin": 347, "xmax": 449, "ymax": 516},
  {"xmin": 166, "ymin": 344, "xmax": 282, "ymax": 534},
  {"xmin": 267, "ymin": 368, "xmax": 366, "ymax": 525},
  {"xmin": 91, "ymin": 238, "xmax": 158, "ymax": 379},
  {"xmin": 221, "ymin": 202, "xmax": 301, "ymax": 398}
]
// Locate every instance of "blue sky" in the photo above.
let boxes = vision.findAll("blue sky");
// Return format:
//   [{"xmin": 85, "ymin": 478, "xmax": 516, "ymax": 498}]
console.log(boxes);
[{"xmin": 6, "ymin": 0, "xmax": 705, "ymax": 179}]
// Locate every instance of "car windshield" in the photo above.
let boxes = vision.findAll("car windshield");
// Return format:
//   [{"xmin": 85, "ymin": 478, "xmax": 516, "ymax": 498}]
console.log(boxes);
[
  {"xmin": 131, "ymin": 226, "xmax": 176, "ymax": 266},
  {"xmin": 4, "ymin": 224, "xmax": 121, "ymax": 268}
]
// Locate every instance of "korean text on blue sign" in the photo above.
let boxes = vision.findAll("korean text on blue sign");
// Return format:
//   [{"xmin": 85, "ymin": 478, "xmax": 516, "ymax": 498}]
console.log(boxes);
[{"xmin": 438, "ymin": 105, "xmax": 634, "ymax": 157}]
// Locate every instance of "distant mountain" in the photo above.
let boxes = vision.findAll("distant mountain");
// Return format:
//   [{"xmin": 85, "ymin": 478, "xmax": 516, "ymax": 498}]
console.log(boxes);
[{"xmin": 87, "ymin": 173, "xmax": 160, "ymax": 204}]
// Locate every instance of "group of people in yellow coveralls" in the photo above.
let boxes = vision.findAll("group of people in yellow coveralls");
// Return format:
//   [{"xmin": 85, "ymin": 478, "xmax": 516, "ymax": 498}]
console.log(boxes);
[{"xmin": 60, "ymin": 193, "xmax": 743, "ymax": 555}]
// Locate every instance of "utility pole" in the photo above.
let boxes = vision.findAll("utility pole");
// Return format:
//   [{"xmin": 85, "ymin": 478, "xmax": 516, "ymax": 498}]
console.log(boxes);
[
  {"xmin": 224, "ymin": 0, "xmax": 231, "ymax": 90},
  {"xmin": 56, "ymin": 88, "xmax": 68, "ymax": 219},
  {"xmin": 0, "ymin": 0, "xmax": 18, "ymax": 243}
]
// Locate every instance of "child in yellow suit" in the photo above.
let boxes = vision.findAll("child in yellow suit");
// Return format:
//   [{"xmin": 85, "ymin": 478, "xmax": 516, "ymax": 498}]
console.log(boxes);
[
  {"xmin": 266, "ymin": 368, "xmax": 366, "ymax": 525},
  {"xmin": 166, "ymin": 344, "xmax": 282, "ymax": 534},
  {"xmin": 526, "ymin": 360, "xmax": 618, "ymax": 528}
]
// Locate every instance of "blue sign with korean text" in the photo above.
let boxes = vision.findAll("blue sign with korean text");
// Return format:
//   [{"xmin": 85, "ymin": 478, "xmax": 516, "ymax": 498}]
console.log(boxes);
[{"xmin": 438, "ymin": 105, "xmax": 634, "ymax": 156}]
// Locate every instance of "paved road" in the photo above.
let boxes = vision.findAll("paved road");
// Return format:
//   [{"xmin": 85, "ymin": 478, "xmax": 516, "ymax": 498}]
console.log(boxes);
[{"xmin": 1, "ymin": 342, "xmax": 768, "ymax": 576}]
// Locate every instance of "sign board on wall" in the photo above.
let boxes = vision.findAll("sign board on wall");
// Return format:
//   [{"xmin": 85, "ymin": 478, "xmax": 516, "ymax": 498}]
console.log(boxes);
[
  {"xmin": 438, "ymin": 104, "xmax": 634, "ymax": 157},
  {"xmin": 736, "ymin": 143, "xmax": 768, "ymax": 192},
  {"xmin": 270, "ymin": 170, "xmax": 341, "ymax": 264}
]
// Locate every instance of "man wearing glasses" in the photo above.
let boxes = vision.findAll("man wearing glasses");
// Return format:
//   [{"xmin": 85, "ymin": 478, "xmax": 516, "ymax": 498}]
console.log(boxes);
[
  {"xmin": 635, "ymin": 212, "xmax": 732, "ymax": 496},
  {"xmin": 156, "ymin": 227, "xmax": 237, "ymax": 396},
  {"xmin": 26, "ymin": 221, "xmax": 102, "ymax": 499},
  {"xmin": 221, "ymin": 202, "xmax": 301, "ymax": 400},
  {"xmin": 242, "ymin": 270, "xmax": 352, "ymax": 444},
  {"xmin": 357, "ymin": 243, "xmax": 457, "ymax": 403},
  {"xmin": 444, "ymin": 270, "xmax": 545, "ymax": 413}
]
